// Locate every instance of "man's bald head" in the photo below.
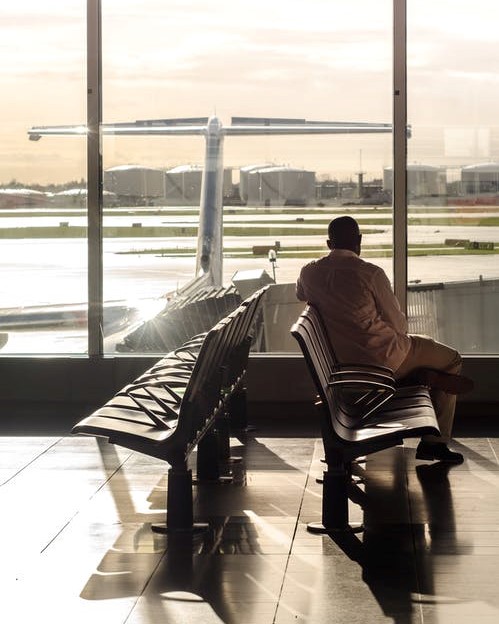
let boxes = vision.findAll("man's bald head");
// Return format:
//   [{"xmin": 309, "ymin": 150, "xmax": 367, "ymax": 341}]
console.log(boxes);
[{"xmin": 327, "ymin": 216, "xmax": 362, "ymax": 254}]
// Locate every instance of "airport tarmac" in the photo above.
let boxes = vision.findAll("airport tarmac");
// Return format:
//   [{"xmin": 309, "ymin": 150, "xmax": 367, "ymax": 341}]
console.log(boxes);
[
  {"xmin": 1, "ymin": 209, "xmax": 498, "ymax": 353},
  {"xmin": 1, "ymin": 231, "xmax": 498, "ymax": 309}
]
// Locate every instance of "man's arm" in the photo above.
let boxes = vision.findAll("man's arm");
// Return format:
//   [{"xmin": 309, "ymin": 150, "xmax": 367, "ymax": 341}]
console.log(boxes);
[
  {"xmin": 372, "ymin": 268, "xmax": 408, "ymax": 334},
  {"xmin": 296, "ymin": 271, "xmax": 307, "ymax": 301}
]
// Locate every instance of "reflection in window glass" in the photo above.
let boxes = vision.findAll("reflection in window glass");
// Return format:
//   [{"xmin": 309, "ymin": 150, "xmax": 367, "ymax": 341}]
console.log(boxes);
[
  {"xmin": 0, "ymin": 3, "xmax": 87, "ymax": 354},
  {"xmin": 101, "ymin": 0, "xmax": 393, "ymax": 354},
  {"xmin": 407, "ymin": 0, "xmax": 499, "ymax": 353}
]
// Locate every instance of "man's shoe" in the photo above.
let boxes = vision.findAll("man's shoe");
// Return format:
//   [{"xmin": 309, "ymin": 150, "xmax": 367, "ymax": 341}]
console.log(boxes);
[
  {"xmin": 418, "ymin": 369, "xmax": 474, "ymax": 395},
  {"xmin": 416, "ymin": 441, "xmax": 464, "ymax": 464}
]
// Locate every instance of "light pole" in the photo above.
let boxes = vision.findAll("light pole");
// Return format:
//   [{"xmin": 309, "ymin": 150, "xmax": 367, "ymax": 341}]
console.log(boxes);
[{"xmin": 268, "ymin": 248, "xmax": 277, "ymax": 282}]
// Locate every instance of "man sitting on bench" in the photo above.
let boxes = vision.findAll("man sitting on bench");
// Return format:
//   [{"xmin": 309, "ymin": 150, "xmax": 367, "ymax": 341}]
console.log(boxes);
[{"xmin": 296, "ymin": 215, "xmax": 473, "ymax": 464}]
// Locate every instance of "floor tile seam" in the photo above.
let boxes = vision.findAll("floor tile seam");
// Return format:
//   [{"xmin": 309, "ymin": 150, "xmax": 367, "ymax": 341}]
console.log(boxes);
[
  {"xmin": 489, "ymin": 437, "xmax": 499, "ymax": 465},
  {"xmin": 269, "ymin": 438, "xmax": 320, "ymax": 624},
  {"xmin": 120, "ymin": 440, "xmax": 319, "ymax": 622},
  {"xmin": 0, "ymin": 435, "xmax": 66, "ymax": 487},
  {"xmin": 121, "ymin": 552, "xmax": 166, "ymax": 624},
  {"xmin": 451, "ymin": 438, "xmax": 499, "ymax": 471},
  {"xmin": 39, "ymin": 445, "xmax": 136, "ymax": 555},
  {"xmin": 404, "ymin": 445, "xmax": 425, "ymax": 624}
]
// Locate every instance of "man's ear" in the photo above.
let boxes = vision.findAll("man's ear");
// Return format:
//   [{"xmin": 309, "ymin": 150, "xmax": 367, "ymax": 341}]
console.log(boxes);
[{"xmin": 327, "ymin": 239, "xmax": 333, "ymax": 250}]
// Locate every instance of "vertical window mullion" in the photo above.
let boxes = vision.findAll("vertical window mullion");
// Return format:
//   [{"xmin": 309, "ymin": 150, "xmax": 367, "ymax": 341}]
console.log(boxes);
[
  {"xmin": 87, "ymin": 0, "xmax": 103, "ymax": 356},
  {"xmin": 393, "ymin": 0, "xmax": 408, "ymax": 312}
]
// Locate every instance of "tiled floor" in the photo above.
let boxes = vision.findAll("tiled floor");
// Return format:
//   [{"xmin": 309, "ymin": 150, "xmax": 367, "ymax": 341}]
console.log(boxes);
[{"xmin": 0, "ymin": 419, "xmax": 498, "ymax": 623}]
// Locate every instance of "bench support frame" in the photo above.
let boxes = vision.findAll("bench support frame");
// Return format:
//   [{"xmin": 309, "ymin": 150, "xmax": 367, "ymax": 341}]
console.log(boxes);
[{"xmin": 152, "ymin": 464, "xmax": 209, "ymax": 534}]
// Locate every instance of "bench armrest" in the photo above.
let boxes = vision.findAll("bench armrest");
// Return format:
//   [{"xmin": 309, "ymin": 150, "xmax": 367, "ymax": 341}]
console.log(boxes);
[
  {"xmin": 329, "ymin": 369, "xmax": 395, "ymax": 387},
  {"xmin": 327, "ymin": 371, "xmax": 396, "ymax": 420},
  {"xmin": 333, "ymin": 362, "xmax": 394, "ymax": 376}
]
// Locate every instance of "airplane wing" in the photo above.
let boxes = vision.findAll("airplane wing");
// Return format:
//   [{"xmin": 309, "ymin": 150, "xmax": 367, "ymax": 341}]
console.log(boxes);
[
  {"xmin": 28, "ymin": 125, "xmax": 88, "ymax": 140},
  {"xmin": 232, "ymin": 116, "xmax": 390, "ymax": 127},
  {"xmin": 226, "ymin": 116, "xmax": 398, "ymax": 136},
  {"xmin": 29, "ymin": 123, "xmax": 207, "ymax": 141},
  {"xmin": 223, "ymin": 123, "xmax": 393, "ymax": 136},
  {"xmin": 28, "ymin": 116, "xmax": 399, "ymax": 140}
]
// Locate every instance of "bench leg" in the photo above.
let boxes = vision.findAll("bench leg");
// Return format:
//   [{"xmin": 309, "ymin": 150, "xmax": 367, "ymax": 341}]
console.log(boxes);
[
  {"xmin": 216, "ymin": 408, "xmax": 243, "ymax": 464},
  {"xmin": 152, "ymin": 465, "xmax": 208, "ymax": 534},
  {"xmin": 217, "ymin": 410, "xmax": 232, "ymax": 461},
  {"xmin": 196, "ymin": 428, "xmax": 233, "ymax": 483},
  {"xmin": 227, "ymin": 387, "xmax": 253, "ymax": 431},
  {"xmin": 308, "ymin": 464, "xmax": 363, "ymax": 534}
]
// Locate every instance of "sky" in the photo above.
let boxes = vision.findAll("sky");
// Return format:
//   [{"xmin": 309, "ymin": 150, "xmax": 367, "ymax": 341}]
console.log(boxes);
[{"xmin": 1, "ymin": 0, "xmax": 499, "ymax": 185}]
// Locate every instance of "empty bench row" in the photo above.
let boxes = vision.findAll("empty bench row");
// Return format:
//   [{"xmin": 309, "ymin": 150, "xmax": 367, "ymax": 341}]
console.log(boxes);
[{"xmin": 73, "ymin": 286, "xmax": 268, "ymax": 532}]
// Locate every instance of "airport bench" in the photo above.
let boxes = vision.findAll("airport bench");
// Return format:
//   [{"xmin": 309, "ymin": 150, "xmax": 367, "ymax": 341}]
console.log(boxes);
[
  {"xmin": 72, "ymin": 286, "xmax": 268, "ymax": 533},
  {"xmin": 291, "ymin": 304, "xmax": 440, "ymax": 533},
  {"xmin": 117, "ymin": 284, "xmax": 241, "ymax": 353}
]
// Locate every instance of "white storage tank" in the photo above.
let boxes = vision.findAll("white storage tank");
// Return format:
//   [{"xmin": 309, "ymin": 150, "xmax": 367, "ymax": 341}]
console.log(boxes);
[
  {"xmin": 461, "ymin": 162, "xmax": 499, "ymax": 194},
  {"xmin": 104, "ymin": 165, "xmax": 166, "ymax": 203},
  {"xmin": 0, "ymin": 188, "xmax": 49, "ymax": 208},
  {"xmin": 165, "ymin": 165, "xmax": 203, "ymax": 205},
  {"xmin": 239, "ymin": 164, "xmax": 274, "ymax": 204},
  {"xmin": 383, "ymin": 164, "xmax": 446, "ymax": 197},
  {"xmin": 246, "ymin": 166, "xmax": 316, "ymax": 206},
  {"xmin": 52, "ymin": 188, "xmax": 118, "ymax": 207}
]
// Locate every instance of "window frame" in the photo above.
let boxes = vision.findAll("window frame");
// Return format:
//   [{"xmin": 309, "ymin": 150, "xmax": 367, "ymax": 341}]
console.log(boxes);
[{"xmin": 84, "ymin": 0, "xmax": 410, "ymax": 355}]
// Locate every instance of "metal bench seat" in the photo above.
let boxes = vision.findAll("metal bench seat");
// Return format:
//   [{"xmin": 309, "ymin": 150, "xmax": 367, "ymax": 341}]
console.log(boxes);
[
  {"xmin": 291, "ymin": 304, "xmax": 440, "ymax": 533},
  {"xmin": 72, "ymin": 286, "xmax": 269, "ymax": 532}
]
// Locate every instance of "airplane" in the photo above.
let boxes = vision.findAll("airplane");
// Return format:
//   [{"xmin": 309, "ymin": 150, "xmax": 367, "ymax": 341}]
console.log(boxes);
[{"xmin": 28, "ymin": 115, "xmax": 394, "ymax": 292}]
